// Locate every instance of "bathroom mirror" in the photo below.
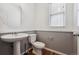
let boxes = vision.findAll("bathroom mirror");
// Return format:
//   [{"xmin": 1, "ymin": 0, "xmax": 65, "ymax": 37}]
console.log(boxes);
[{"xmin": 0, "ymin": 3, "xmax": 21, "ymax": 28}]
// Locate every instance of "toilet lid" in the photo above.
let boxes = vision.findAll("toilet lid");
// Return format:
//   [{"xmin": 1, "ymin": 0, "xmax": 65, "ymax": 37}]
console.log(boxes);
[{"xmin": 33, "ymin": 41, "xmax": 45, "ymax": 47}]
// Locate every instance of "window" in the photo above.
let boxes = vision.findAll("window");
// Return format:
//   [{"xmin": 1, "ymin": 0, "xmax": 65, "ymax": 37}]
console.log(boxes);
[
  {"xmin": 49, "ymin": 3, "xmax": 66, "ymax": 27},
  {"xmin": 77, "ymin": 4, "xmax": 79, "ymax": 26}
]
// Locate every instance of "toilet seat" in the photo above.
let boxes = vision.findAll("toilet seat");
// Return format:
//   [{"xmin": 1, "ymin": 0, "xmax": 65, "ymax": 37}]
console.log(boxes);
[{"xmin": 33, "ymin": 41, "xmax": 45, "ymax": 48}]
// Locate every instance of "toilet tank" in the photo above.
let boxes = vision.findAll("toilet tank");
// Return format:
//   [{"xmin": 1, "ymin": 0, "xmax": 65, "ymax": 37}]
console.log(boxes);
[{"xmin": 28, "ymin": 34, "xmax": 37, "ymax": 43}]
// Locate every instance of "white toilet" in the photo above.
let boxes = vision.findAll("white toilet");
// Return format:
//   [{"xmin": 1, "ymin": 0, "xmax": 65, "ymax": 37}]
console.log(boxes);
[{"xmin": 28, "ymin": 34, "xmax": 45, "ymax": 55}]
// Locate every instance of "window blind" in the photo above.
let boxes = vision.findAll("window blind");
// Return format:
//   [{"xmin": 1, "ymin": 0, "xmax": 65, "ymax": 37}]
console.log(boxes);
[{"xmin": 49, "ymin": 3, "xmax": 65, "ymax": 27}]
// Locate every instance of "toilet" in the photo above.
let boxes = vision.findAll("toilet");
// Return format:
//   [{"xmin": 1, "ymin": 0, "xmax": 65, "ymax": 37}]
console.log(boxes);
[{"xmin": 28, "ymin": 34, "xmax": 45, "ymax": 55}]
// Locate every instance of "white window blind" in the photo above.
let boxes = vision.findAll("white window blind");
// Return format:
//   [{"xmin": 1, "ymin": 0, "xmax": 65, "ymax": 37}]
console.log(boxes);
[{"xmin": 49, "ymin": 3, "xmax": 65, "ymax": 27}]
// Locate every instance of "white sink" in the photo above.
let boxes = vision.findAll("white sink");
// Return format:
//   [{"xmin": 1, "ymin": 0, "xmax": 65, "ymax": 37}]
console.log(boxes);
[
  {"xmin": 1, "ymin": 33, "xmax": 28, "ymax": 55},
  {"xmin": 1, "ymin": 33, "xmax": 28, "ymax": 42}
]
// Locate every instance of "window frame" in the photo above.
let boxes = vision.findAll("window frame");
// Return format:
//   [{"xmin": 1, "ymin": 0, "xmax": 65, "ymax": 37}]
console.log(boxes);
[
  {"xmin": 76, "ymin": 4, "xmax": 79, "ymax": 27},
  {"xmin": 48, "ymin": 3, "xmax": 66, "ymax": 27}
]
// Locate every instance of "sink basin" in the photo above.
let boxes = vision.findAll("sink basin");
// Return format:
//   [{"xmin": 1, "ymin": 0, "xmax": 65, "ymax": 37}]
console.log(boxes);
[{"xmin": 1, "ymin": 33, "xmax": 28, "ymax": 42}]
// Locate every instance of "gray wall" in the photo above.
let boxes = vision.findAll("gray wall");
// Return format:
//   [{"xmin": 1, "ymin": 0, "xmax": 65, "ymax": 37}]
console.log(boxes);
[
  {"xmin": 73, "ymin": 35, "xmax": 77, "ymax": 55},
  {"xmin": 36, "ymin": 31, "xmax": 77, "ymax": 55},
  {"xmin": 0, "ymin": 39, "xmax": 13, "ymax": 55}
]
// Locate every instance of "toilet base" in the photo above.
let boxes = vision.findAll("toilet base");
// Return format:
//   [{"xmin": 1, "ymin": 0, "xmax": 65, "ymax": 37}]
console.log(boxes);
[{"xmin": 33, "ymin": 47, "xmax": 42, "ymax": 55}]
